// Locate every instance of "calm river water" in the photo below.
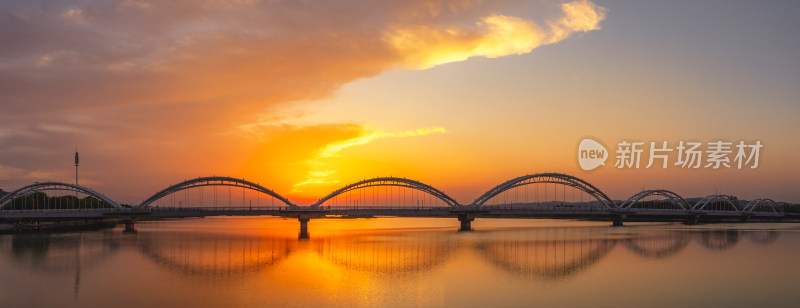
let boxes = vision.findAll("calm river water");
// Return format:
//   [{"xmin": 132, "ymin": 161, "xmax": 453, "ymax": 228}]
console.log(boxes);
[{"xmin": 0, "ymin": 217, "xmax": 798, "ymax": 307}]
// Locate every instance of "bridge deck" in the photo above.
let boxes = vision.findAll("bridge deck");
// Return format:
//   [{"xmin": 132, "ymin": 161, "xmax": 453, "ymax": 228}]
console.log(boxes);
[{"xmin": 0, "ymin": 206, "xmax": 791, "ymax": 220}]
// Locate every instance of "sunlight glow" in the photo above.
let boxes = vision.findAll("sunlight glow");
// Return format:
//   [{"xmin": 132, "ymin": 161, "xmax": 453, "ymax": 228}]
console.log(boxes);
[{"xmin": 291, "ymin": 126, "xmax": 446, "ymax": 192}]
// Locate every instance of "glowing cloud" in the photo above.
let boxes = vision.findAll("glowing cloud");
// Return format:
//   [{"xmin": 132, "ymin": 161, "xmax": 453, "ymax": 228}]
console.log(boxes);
[
  {"xmin": 292, "ymin": 126, "xmax": 446, "ymax": 192},
  {"xmin": 319, "ymin": 127, "xmax": 447, "ymax": 158},
  {"xmin": 546, "ymin": 0, "xmax": 608, "ymax": 44},
  {"xmin": 386, "ymin": 0, "xmax": 608, "ymax": 68}
]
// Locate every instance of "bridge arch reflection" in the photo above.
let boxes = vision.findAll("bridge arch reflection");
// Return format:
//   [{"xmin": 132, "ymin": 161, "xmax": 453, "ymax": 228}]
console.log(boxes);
[
  {"xmin": 696, "ymin": 230, "xmax": 740, "ymax": 251},
  {"xmin": 137, "ymin": 232, "xmax": 294, "ymax": 279},
  {"xmin": 473, "ymin": 228, "xmax": 617, "ymax": 279},
  {"xmin": 0, "ymin": 224, "xmax": 786, "ymax": 284},
  {"xmin": 312, "ymin": 233, "xmax": 457, "ymax": 275},
  {"xmin": 743, "ymin": 230, "xmax": 780, "ymax": 245},
  {"xmin": 623, "ymin": 232, "xmax": 692, "ymax": 259},
  {"xmin": 0, "ymin": 232, "xmax": 119, "ymax": 272},
  {"xmin": 0, "ymin": 232, "xmax": 120, "ymax": 298}
]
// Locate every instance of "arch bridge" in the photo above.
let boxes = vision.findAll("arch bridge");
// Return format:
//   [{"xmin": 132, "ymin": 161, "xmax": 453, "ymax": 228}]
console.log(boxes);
[{"xmin": 0, "ymin": 173, "xmax": 794, "ymax": 236}]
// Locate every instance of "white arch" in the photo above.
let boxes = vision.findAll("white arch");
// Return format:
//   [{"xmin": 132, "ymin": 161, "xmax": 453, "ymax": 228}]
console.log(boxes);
[
  {"xmin": 0, "ymin": 182, "xmax": 122, "ymax": 209},
  {"xmin": 619, "ymin": 190, "xmax": 691, "ymax": 210},
  {"xmin": 472, "ymin": 173, "xmax": 615, "ymax": 207},
  {"xmin": 692, "ymin": 195, "xmax": 741, "ymax": 211},
  {"xmin": 743, "ymin": 198, "xmax": 780, "ymax": 212},
  {"xmin": 312, "ymin": 177, "xmax": 459, "ymax": 207},
  {"xmin": 139, "ymin": 176, "xmax": 293, "ymax": 208}
]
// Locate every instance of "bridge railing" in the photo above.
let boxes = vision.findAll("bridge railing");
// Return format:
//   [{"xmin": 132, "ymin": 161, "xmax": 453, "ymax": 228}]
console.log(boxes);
[
  {"xmin": 482, "ymin": 204, "xmax": 614, "ymax": 211},
  {"xmin": 149, "ymin": 206, "xmax": 286, "ymax": 212},
  {"xmin": 316, "ymin": 205, "xmax": 448, "ymax": 210},
  {"xmin": 148, "ymin": 206, "xmax": 450, "ymax": 211},
  {"xmin": 0, "ymin": 208, "xmax": 126, "ymax": 213}
]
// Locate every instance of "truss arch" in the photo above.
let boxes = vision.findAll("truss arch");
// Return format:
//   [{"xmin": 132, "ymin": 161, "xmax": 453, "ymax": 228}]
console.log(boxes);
[
  {"xmin": 471, "ymin": 173, "xmax": 615, "ymax": 207},
  {"xmin": 138, "ymin": 176, "xmax": 293, "ymax": 208},
  {"xmin": 312, "ymin": 177, "xmax": 459, "ymax": 207},
  {"xmin": 692, "ymin": 194, "xmax": 741, "ymax": 211},
  {"xmin": 619, "ymin": 190, "xmax": 691, "ymax": 210},
  {"xmin": 0, "ymin": 182, "xmax": 122, "ymax": 209},
  {"xmin": 743, "ymin": 198, "xmax": 780, "ymax": 212}
]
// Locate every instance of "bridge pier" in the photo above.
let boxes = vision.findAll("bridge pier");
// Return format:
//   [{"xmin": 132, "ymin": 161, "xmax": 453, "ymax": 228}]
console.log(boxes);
[
  {"xmin": 684, "ymin": 215, "xmax": 700, "ymax": 225},
  {"xmin": 279, "ymin": 209, "xmax": 328, "ymax": 240},
  {"xmin": 457, "ymin": 214, "xmax": 475, "ymax": 232},
  {"xmin": 121, "ymin": 217, "xmax": 137, "ymax": 233},
  {"xmin": 124, "ymin": 221, "xmax": 137, "ymax": 233},
  {"xmin": 298, "ymin": 217, "xmax": 310, "ymax": 240},
  {"xmin": 611, "ymin": 214, "xmax": 624, "ymax": 227}
]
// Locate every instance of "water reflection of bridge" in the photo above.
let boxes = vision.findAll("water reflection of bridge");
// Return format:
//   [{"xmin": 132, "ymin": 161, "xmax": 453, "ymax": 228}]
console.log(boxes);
[
  {"xmin": 623, "ymin": 232, "xmax": 691, "ymax": 259},
  {"xmin": 697, "ymin": 230, "xmax": 741, "ymax": 251},
  {"xmin": 312, "ymin": 234, "xmax": 456, "ymax": 276},
  {"xmin": 0, "ymin": 233, "xmax": 119, "ymax": 273},
  {"xmin": 0, "ymin": 232, "xmax": 120, "ymax": 298},
  {"xmin": 744, "ymin": 230, "xmax": 779, "ymax": 245},
  {"xmin": 137, "ymin": 232, "xmax": 294, "ymax": 279},
  {"xmin": 0, "ymin": 228, "xmax": 786, "ymax": 283},
  {"xmin": 475, "ymin": 229, "xmax": 617, "ymax": 280}
]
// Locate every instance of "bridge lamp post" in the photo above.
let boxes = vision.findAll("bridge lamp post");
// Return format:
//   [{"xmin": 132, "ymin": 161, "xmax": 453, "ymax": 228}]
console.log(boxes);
[{"xmin": 74, "ymin": 150, "xmax": 79, "ymax": 202}]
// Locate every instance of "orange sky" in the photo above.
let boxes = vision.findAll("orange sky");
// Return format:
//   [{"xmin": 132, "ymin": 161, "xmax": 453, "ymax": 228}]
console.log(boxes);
[{"xmin": 0, "ymin": 0, "xmax": 798, "ymax": 204}]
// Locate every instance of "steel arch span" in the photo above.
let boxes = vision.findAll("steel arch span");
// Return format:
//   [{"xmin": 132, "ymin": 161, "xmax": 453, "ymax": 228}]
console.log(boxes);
[
  {"xmin": 312, "ymin": 177, "xmax": 460, "ymax": 207},
  {"xmin": 743, "ymin": 198, "xmax": 780, "ymax": 212},
  {"xmin": 139, "ymin": 176, "xmax": 293, "ymax": 208},
  {"xmin": 692, "ymin": 194, "xmax": 741, "ymax": 211},
  {"xmin": 619, "ymin": 190, "xmax": 691, "ymax": 210},
  {"xmin": 471, "ymin": 173, "xmax": 615, "ymax": 208},
  {"xmin": 0, "ymin": 182, "xmax": 122, "ymax": 209}
]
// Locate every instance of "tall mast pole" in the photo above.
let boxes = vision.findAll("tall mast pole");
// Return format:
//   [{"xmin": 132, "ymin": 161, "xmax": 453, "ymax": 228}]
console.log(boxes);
[{"xmin": 74, "ymin": 149, "xmax": 79, "ymax": 200}]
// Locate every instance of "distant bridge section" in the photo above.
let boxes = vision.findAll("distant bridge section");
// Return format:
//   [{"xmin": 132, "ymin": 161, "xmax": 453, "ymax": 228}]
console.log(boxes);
[
  {"xmin": 743, "ymin": 198, "xmax": 781, "ymax": 213},
  {"xmin": 692, "ymin": 195, "xmax": 741, "ymax": 211},
  {"xmin": 0, "ymin": 182, "xmax": 122, "ymax": 209},
  {"xmin": 619, "ymin": 190, "xmax": 692, "ymax": 210}
]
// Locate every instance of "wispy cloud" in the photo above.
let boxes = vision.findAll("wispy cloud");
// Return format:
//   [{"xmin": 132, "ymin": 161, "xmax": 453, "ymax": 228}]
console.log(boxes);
[
  {"xmin": 0, "ymin": 164, "xmax": 65, "ymax": 182},
  {"xmin": 319, "ymin": 127, "xmax": 447, "ymax": 158},
  {"xmin": 292, "ymin": 126, "xmax": 446, "ymax": 192}
]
